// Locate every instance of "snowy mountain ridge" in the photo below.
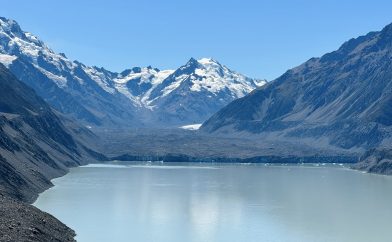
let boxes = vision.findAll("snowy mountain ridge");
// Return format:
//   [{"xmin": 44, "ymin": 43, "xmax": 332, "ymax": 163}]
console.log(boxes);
[{"xmin": 0, "ymin": 16, "xmax": 266, "ymax": 126}]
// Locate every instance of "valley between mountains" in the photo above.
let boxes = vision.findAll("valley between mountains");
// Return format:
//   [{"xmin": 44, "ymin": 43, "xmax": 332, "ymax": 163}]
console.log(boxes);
[{"xmin": 1, "ymin": 15, "xmax": 392, "ymax": 242}]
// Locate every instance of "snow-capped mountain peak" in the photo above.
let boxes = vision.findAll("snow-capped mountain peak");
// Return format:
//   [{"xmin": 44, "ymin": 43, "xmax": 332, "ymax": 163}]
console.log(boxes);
[
  {"xmin": 143, "ymin": 57, "xmax": 267, "ymax": 125},
  {"xmin": 198, "ymin": 57, "xmax": 218, "ymax": 65},
  {"xmin": 0, "ymin": 17, "xmax": 24, "ymax": 38},
  {"xmin": 0, "ymin": 16, "xmax": 266, "ymax": 127},
  {"xmin": 178, "ymin": 57, "xmax": 221, "ymax": 74},
  {"xmin": 113, "ymin": 66, "xmax": 174, "ymax": 107},
  {"xmin": 156, "ymin": 57, "xmax": 265, "ymax": 98}
]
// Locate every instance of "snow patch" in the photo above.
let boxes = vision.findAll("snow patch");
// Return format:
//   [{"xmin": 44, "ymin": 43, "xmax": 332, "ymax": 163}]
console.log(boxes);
[
  {"xmin": 254, "ymin": 79, "xmax": 267, "ymax": 87},
  {"xmin": 160, "ymin": 74, "xmax": 187, "ymax": 97},
  {"xmin": 185, "ymin": 58, "xmax": 262, "ymax": 98},
  {"xmin": 83, "ymin": 66, "xmax": 116, "ymax": 94},
  {"xmin": 34, "ymin": 65, "xmax": 68, "ymax": 88},
  {"xmin": 113, "ymin": 67, "xmax": 174, "ymax": 107},
  {"xmin": 0, "ymin": 54, "xmax": 17, "ymax": 67},
  {"xmin": 198, "ymin": 57, "xmax": 217, "ymax": 65},
  {"xmin": 180, "ymin": 123, "xmax": 202, "ymax": 130}
]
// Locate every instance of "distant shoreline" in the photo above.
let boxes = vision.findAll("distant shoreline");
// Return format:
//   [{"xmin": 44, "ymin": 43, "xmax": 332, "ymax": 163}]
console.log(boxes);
[{"xmin": 110, "ymin": 153, "xmax": 358, "ymax": 164}]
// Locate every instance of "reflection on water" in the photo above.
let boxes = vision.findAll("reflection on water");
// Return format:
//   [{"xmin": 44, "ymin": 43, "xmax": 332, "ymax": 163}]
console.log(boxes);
[{"xmin": 34, "ymin": 163, "xmax": 392, "ymax": 242}]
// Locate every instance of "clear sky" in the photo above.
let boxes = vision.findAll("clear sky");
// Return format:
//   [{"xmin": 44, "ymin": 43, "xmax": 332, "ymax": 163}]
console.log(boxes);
[{"xmin": 2, "ymin": 0, "xmax": 392, "ymax": 80}]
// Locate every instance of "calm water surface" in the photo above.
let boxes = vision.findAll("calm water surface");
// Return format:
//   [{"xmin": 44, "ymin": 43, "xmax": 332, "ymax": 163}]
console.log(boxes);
[{"xmin": 34, "ymin": 162, "xmax": 392, "ymax": 242}]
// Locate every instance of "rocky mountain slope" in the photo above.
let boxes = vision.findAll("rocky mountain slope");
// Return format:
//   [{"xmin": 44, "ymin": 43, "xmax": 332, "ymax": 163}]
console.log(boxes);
[
  {"xmin": 354, "ymin": 148, "xmax": 392, "ymax": 175},
  {"xmin": 0, "ymin": 17, "xmax": 136, "ymax": 127},
  {"xmin": 0, "ymin": 62, "xmax": 101, "ymax": 203},
  {"xmin": 0, "ymin": 17, "xmax": 265, "ymax": 127},
  {"xmin": 0, "ymin": 63, "xmax": 105, "ymax": 241},
  {"xmin": 201, "ymin": 23, "xmax": 392, "ymax": 170}
]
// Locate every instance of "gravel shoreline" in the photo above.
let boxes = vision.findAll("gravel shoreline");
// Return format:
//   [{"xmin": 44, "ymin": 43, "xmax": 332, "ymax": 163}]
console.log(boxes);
[{"xmin": 0, "ymin": 194, "xmax": 76, "ymax": 242}]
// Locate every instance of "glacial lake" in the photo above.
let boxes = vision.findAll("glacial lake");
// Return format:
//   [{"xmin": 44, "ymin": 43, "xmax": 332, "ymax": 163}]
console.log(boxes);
[{"xmin": 34, "ymin": 162, "xmax": 392, "ymax": 242}]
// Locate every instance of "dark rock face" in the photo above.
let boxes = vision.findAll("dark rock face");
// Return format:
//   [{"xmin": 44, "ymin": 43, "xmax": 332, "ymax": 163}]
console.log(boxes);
[
  {"xmin": 201, "ymin": 23, "xmax": 392, "ymax": 154},
  {"xmin": 0, "ymin": 61, "xmax": 106, "ymax": 200},
  {"xmin": 0, "ymin": 63, "xmax": 86, "ymax": 202},
  {"xmin": 8, "ymin": 58, "xmax": 104, "ymax": 126},
  {"xmin": 0, "ymin": 195, "xmax": 76, "ymax": 242},
  {"xmin": 8, "ymin": 55, "xmax": 136, "ymax": 127},
  {"xmin": 353, "ymin": 149, "xmax": 392, "ymax": 175}
]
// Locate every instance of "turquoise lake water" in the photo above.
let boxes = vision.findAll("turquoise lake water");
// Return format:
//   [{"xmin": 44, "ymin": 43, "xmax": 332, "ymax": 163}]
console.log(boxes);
[{"xmin": 34, "ymin": 163, "xmax": 392, "ymax": 242}]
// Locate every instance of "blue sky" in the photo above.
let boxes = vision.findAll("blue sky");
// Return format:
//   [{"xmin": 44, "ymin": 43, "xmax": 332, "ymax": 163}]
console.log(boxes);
[{"xmin": 2, "ymin": 0, "xmax": 392, "ymax": 80}]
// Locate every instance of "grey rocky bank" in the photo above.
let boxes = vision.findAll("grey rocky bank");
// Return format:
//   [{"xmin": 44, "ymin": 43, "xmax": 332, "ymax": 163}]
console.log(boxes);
[
  {"xmin": 0, "ymin": 63, "xmax": 104, "ymax": 241},
  {"xmin": 354, "ymin": 149, "xmax": 392, "ymax": 175},
  {"xmin": 0, "ymin": 195, "xmax": 75, "ymax": 242}
]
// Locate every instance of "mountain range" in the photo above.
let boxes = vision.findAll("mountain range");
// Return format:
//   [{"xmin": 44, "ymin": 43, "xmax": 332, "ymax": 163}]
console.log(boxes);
[
  {"xmin": 2, "ymin": 14, "xmax": 392, "ymax": 241},
  {"xmin": 0, "ymin": 17, "xmax": 265, "ymax": 127},
  {"xmin": 201, "ymin": 22, "xmax": 392, "ymax": 172}
]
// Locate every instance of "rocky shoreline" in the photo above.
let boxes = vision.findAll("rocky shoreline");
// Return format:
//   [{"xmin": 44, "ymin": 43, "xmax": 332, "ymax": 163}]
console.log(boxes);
[
  {"xmin": 112, "ymin": 153, "xmax": 358, "ymax": 164},
  {"xmin": 1, "ymin": 149, "xmax": 390, "ymax": 242},
  {"xmin": 353, "ymin": 148, "xmax": 392, "ymax": 175},
  {"xmin": 0, "ymin": 194, "xmax": 75, "ymax": 242}
]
